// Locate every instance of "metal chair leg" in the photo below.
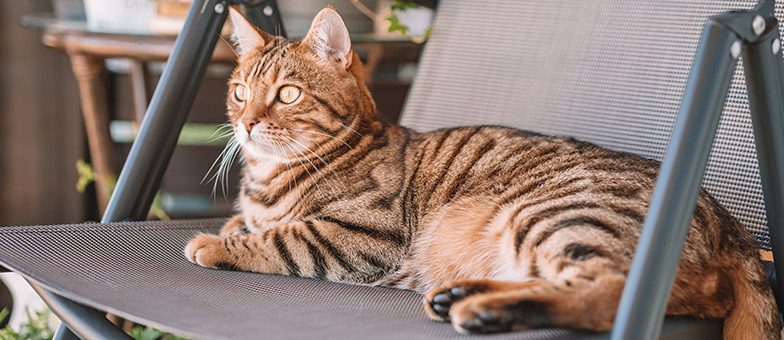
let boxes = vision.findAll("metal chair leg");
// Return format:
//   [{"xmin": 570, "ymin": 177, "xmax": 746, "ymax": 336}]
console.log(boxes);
[{"xmin": 32, "ymin": 284, "xmax": 131, "ymax": 339}]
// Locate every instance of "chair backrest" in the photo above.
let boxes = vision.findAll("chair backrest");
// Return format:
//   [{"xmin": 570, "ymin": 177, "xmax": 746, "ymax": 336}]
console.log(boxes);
[{"xmin": 400, "ymin": 0, "xmax": 784, "ymax": 249}]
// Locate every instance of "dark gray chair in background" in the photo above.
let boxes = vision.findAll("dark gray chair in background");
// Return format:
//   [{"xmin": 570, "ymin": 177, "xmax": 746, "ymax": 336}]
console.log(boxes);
[{"xmin": 1, "ymin": 0, "xmax": 784, "ymax": 339}]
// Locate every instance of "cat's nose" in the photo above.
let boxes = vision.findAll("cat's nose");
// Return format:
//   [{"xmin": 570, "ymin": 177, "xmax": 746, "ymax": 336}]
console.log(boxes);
[{"xmin": 240, "ymin": 117, "xmax": 259, "ymax": 133}]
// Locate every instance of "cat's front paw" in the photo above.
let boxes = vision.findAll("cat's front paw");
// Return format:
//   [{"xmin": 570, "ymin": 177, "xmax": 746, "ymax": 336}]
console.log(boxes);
[
  {"xmin": 449, "ymin": 297, "xmax": 517, "ymax": 334},
  {"xmin": 219, "ymin": 215, "xmax": 251, "ymax": 237},
  {"xmin": 423, "ymin": 279, "xmax": 493, "ymax": 322},
  {"xmin": 184, "ymin": 233, "xmax": 231, "ymax": 269}
]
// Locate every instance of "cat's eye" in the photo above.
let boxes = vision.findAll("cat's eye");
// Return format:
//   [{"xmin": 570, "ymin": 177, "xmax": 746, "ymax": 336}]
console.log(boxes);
[
  {"xmin": 277, "ymin": 85, "xmax": 302, "ymax": 104},
  {"xmin": 234, "ymin": 85, "xmax": 248, "ymax": 102}
]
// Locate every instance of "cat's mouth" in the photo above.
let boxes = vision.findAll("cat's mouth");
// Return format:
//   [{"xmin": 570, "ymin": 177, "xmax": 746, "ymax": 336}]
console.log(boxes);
[{"xmin": 235, "ymin": 125, "xmax": 312, "ymax": 161}]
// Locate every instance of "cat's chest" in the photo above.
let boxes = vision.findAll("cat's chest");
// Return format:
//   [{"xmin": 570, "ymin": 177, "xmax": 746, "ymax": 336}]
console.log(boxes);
[
  {"xmin": 239, "ymin": 193, "xmax": 299, "ymax": 230},
  {"xmin": 239, "ymin": 160, "xmax": 301, "ymax": 230}
]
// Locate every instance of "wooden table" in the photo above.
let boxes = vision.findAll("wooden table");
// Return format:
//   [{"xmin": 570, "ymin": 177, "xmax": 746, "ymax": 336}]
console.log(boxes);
[
  {"xmin": 25, "ymin": 15, "xmax": 419, "ymax": 213},
  {"xmin": 42, "ymin": 31, "xmax": 237, "ymax": 211}
]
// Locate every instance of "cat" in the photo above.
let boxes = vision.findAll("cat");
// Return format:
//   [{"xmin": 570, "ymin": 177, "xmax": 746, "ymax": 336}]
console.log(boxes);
[{"xmin": 184, "ymin": 7, "xmax": 781, "ymax": 338}]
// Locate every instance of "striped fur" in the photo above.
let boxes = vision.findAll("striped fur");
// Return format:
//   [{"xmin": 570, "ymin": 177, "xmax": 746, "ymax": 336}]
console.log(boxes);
[{"xmin": 185, "ymin": 7, "xmax": 781, "ymax": 338}]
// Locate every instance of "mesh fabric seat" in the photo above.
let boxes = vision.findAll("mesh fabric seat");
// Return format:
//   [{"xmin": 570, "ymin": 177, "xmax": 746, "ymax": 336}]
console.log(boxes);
[
  {"xmin": 2, "ymin": 0, "xmax": 783, "ymax": 338},
  {"xmin": 0, "ymin": 219, "xmax": 720, "ymax": 339}
]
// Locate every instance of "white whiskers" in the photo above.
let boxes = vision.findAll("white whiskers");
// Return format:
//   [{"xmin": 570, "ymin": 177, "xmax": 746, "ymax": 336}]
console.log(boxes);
[
  {"xmin": 202, "ymin": 120, "xmax": 359, "ymax": 202},
  {"xmin": 280, "ymin": 134, "xmax": 342, "ymax": 199},
  {"xmin": 202, "ymin": 126, "xmax": 242, "ymax": 199},
  {"xmin": 336, "ymin": 121, "xmax": 364, "ymax": 138},
  {"xmin": 288, "ymin": 128, "xmax": 353, "ymax": 149}
]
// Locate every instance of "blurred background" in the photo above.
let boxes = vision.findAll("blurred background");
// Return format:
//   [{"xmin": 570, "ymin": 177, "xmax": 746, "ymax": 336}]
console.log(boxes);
[{"xmin": 0, "ymin": 0, "xmax": 432, "ymax": 226}]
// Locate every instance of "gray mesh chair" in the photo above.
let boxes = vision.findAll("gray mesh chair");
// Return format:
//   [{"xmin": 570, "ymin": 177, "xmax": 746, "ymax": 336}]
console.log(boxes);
[{"xmin": 2, "ymin": 0, "xmax": 784, "ymax": 339}]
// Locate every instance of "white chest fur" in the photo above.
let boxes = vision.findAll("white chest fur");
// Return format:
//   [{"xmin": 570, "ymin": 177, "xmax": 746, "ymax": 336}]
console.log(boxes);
[{"xmin": 239, "ymin": 158, "xmax": 299, "ymax": 231}]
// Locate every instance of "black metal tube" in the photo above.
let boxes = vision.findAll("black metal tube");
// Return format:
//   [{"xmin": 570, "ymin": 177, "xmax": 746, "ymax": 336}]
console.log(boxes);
[
  {"xmin": 53, "ymin": 324, "xmax": 80, "ymax": 340},
  {"xmin": 36, "ymin": 1, "xmax": 232, "ymax": 339},
  {"xmin": 611, "ymin": 19, "xmax": 740, "ymax": 340},
  {"xmin": 102, "ymin": 0, "xmax": 229, "ymax": 222},
  {"xmin": 743, "ymin": 22, "xmax": 784, "ymax": 312},
  {"xmin": 240, "ymin": 0, "xmax": 287, "ymax": 38},
  {"xmin": 32, "ymin": 285, "xmax": 132, "ymax": 340}
]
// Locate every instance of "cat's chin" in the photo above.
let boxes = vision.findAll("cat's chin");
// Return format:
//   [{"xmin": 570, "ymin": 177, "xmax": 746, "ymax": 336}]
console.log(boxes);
[
  {"xmin": 240, "ymin": 143, "xmax": 290, "ymax": 164},
  {"xmin": 235, "ymin": 128, "xmax": 298, "ymax": 160}
]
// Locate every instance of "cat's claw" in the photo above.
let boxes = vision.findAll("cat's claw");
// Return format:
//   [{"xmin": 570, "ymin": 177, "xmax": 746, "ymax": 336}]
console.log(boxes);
[{"xmin": 231, "ymin": 225, "xmax": 252, "ymax": 236}]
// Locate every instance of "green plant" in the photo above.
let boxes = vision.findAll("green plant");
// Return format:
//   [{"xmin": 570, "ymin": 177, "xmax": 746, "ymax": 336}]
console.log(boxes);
[
  {"xmin": 129, "ymin": 326, "xmax": 187, "ymax": 340},
  {"xmin": 75, "ymin": 160, "xmax": 170, "ymax": 220},
  {"xmin": 75, "ymin": 159, "xmax": 97, "ymax": 193},
  {"xmin": 386, "ymin": 0, "xmax": 431, "ymax": 42},
  {"xmin": 351, "ymin": 0, "xmax": 432, "ymax": 42},
  {"xmin": 0, "ymin": 308, "xmax": 55, "ymax": 340},
  {"xmin": 386, "ymin": 0, "xmax": 418, "ymax": 35}
]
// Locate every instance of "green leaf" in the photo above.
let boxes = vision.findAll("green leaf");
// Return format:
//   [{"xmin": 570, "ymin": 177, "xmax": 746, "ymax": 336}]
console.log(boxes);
[
  {"xmin": 390, "ymin": 0, "xmax": 419, "ymax": 11},
  {"xmin": 0, "ymin": 328, "xmax": 20, "ymax": 340},
  {"xmin": 128, "ymin": 326, "xmax": 188, "ymax": 340},
  {"xmin": 161, "ymin": 333, "xmax": 188, "ymax": 340},
  {"xmin": 386, "ymin": 1, "xmax": 432, "ymax": 43},
  {"xmin": 1, "ymin": 308, "xmax": 55, "ymax": 340},
  {"xmin": 0, "ymin": 309, "xmax": 8, "ymax": 325},
  {"xmin": 75, "ymin": 159, "xmax": 97, "ymax": 193},
  {"xmin": 129, "ymin": 326, "xmax": 164, "ymax": 340},
  {"xmin": 150, "ymin": 192, "xmax": 171, "ymax": 221},
  {"xmin": 0, "ymin": 309, "xmax": 14, "ymax": 340},
  {"xmin": 74, "ymin": 160, "xmax": 169, "ymax": 220},
  {"xmin": 386, "ymin": 14, "xmax": 409, "ymax": 35}
]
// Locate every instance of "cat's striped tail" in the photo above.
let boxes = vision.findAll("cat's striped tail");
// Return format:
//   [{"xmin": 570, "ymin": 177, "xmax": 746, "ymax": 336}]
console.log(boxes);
[{"xmin": 723, "ymin": 255, "xmax": 781, "ymax": 340}]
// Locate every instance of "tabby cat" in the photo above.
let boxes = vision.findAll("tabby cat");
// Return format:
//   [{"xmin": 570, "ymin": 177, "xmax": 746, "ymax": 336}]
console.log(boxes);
[{"xmin": 184, "ymin": 7, "xmax": 781, "ymax": 338}]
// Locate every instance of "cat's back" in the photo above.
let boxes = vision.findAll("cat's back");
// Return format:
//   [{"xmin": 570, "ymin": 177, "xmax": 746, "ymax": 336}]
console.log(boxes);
[{"xmin": 407, "ymin": 125, "xmax": 660, "ymax": 208}]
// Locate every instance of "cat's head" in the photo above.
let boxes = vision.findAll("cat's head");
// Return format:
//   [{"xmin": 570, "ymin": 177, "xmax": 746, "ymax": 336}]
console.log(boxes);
[{"xmin": 226, "ymin": 7, "xmax": 375, "ymax": 160}]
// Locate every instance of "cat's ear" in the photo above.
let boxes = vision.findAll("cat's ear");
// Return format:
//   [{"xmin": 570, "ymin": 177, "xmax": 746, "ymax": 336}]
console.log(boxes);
[
  {"xmin": 228, "ymin": 7, "xmax": 271, "ymax": 56},
  {"xmin": 302, "ymin": 8, "xmax": 352, "ymax": 69}
]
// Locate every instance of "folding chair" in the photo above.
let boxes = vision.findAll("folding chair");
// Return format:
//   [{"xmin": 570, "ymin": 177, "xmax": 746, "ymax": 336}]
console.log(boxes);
[{"xmin": 2, "ymin": 0, "xmax": 783, "ymax": 338}]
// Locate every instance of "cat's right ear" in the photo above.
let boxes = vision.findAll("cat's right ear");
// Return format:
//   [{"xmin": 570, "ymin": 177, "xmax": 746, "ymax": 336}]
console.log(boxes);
[{"xmin": 228, "ymin": 7, "xmax": 271, "ymax": 56}]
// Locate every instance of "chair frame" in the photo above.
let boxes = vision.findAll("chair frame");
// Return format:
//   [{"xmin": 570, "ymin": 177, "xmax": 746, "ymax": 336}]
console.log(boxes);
[
  {"xmin": 613, "ymin": 0, "xmax": 784, "ymax": 337},
  {"xmin": 19, "ymin": 0, "xmax": 784, "ymax": 338}
]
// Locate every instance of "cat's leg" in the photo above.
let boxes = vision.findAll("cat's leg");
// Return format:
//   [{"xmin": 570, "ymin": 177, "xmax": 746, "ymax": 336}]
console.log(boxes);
[
  {"xmin": 441, "ymin": 274, "xmax": 624, "ymax": 334},
  {"xmin": 424, "ymin": 208, "xmax": 633, "ymax": 333},
  {"xmin": 218, "ymin": 214, "xmax": 250, "ymax": 236},
  {"xmin": 424, "ymin": 279, "xmax": 541, "ymax": 322},
  {"xmin": 424, "ymin": 220, "xmax": 772, "ymax": 335},
  {"xmin": 184, "ymin": 217, "xmax": 406, "ymax": 282},
  {"xmin": 424, "ymin": 270, "xmax": 625, "ymax": 333},
  {"xmin": 425, "ymin": 221, "xmax": 734, "ymax": 334}
]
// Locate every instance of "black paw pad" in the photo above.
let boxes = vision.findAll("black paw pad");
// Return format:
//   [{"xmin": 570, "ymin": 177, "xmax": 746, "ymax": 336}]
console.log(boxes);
[
  {"xmin": 460, "ymin": 310, "xmax": 511, "ymax": 334},
  {"xmin": 450, "ymin": 287, "xmax": 467, "ymax": 297},
  {"xmin": 430, "ymin": 285, "xmax": 482, "ymax": 320},
  {"xmin": 430, "ymin": 292, "xmax": 455, "ymax": 319}
]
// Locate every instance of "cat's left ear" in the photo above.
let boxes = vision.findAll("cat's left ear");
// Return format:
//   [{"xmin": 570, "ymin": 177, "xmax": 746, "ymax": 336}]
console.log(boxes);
[
  {"xmin": 302, "ymin": 8, "xmax": 352, "ymax": 69},
  {"xmin": 229, "ymin": 6, "xmax": 271, "ymax": 56}
]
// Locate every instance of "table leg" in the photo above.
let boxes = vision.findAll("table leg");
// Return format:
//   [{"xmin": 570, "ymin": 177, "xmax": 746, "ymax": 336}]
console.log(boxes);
[
  {"xmin": 68, "ymin": 54, "xmax": 115, "ymax": 213},
  {"xmin": 128, "ymin": 60, "xmax": 149, "ymax": 126}
]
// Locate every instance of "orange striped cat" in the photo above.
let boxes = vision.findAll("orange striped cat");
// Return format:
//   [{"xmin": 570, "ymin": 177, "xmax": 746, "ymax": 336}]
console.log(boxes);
[{"xmin": 185, "ymin": 7, "xmax": 780, "ymax": 338}]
